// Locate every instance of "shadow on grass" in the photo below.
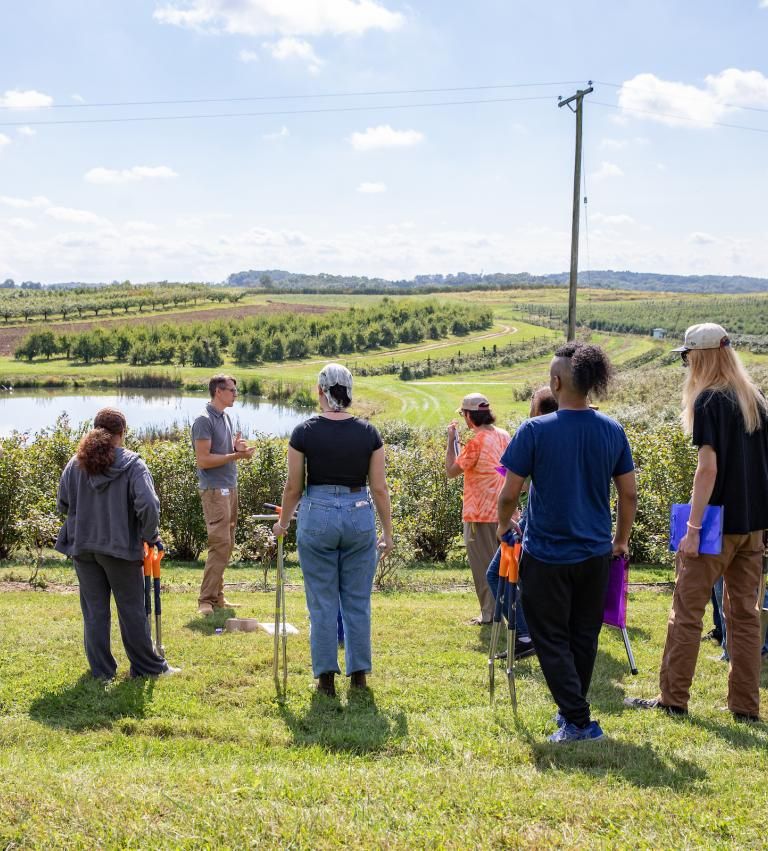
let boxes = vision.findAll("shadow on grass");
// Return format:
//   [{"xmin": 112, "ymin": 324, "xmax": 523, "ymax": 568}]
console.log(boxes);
[
  {"xmin": 279, "ymin": 687, "xmax": 408, "ymax": 755},
  {"xmin": 688, "ymin": 714, "xmax": 768, "ymax": 751},
  {"xmin": 29, "ymin": 674, "xmax": 155, "ymax": 731},
  {"xmin": 184, "ymin": 608, "xmax": 235, "ymax": 634},
  {"xmin": 529, "ymin": 734, "xmax": 707, "ymax": 789}
]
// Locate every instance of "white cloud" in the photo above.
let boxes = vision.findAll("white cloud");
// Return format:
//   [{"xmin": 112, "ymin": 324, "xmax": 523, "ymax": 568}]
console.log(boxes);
[
  {"xmin": 590, "ymin": 161, "xmax": 624, "ymax": 180},
  {"xmin": 591, "ymin": 213, "xmax": 635, "ymax": 226},
  {"xmin": 263, "ymin": 125, "xmax": 289, "ymax": 141},
  {"xmin": 688, "ymin": 231, "xmax": 718, "ymax": 245},
  {"xmin": 125, "ymin": 220, "xmax": 158, "ymax": 233},
  {"xmin": 0, "ymin": 195, "xmax": 50, "ymax": 208},
  {"xmin": 3, "ymin": 218, "xmax": 35, "ymax": 230},
  {"xmin": 0, "ymin": 134, "xmax": 10, "ymax": 151},
  {"xmin": 0, "ymin": 89, "xmax": 53, "ymax": 109},
  {"xmin": 761, "ymin": 1, "xmax": 768, "ymax": 9},
  {"xmin": 263, "ymin": 37, "xmax": 323, "ymax": 73},
  {"xmin": 619, "ymin": 69, "xmax": 768, "ymax": 127},
  {"xmin": 349, "ymin": 124, "xmax": 424, "ymax": 151},
  {"xmin": 239, "ymin": 48, "xmax": 259, "ymax": 63},
  {"xmin": 599, "ymin": 138, "xmax": 628, "ymax": 150},
  {"xmin": 154, "ymin": 0, "xmax": 404, "ymax": 37},
  {"xmin": 357, "ymin": 182, "xmax": 387, "ymax": 193},
  {"xmin": 17, "ymin": 126, "xmax": 36, "ymax": 137},
  {"xmin": 45, "ymin": 206, "xmax": 110, "ymax": 226},
  {"xmin": 71, "ymin": 94, "xmax": 85, "ymax": 103},
  {"xmin": 84, "ymin": 165, "xmax": 179, "ymax": 184}
]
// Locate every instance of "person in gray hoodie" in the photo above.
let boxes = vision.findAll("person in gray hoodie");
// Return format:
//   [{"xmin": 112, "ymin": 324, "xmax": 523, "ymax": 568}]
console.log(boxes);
[{"xmin": 55, "ymin": 407, "xmax": 178, "ymax": 680}]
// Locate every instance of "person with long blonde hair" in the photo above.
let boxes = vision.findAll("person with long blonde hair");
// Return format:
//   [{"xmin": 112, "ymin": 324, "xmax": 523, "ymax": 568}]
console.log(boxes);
[{"xmin": 626, "ymin": 323, "xmax": 768, "ymax": 722}]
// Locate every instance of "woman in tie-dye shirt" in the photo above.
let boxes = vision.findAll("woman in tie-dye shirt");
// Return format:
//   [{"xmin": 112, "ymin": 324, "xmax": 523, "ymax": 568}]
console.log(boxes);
[{"xmin": 446, "ymin": 393, "xmax": 510, "ymax": 624}]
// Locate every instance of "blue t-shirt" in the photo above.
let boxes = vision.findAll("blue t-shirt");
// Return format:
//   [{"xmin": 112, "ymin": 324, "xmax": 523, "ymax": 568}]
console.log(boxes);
[{"xmin": 500, "ymin": 409, "xmax": 634, "ymax": 564}]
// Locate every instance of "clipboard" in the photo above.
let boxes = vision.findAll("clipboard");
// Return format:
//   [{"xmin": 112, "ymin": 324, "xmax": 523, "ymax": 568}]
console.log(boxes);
[{"xmin": 669, "ymin": 504, "xmax": 724, "ymax": 555}]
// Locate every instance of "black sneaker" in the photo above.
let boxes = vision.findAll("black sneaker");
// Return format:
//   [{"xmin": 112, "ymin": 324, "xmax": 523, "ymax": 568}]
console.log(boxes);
[
  {"xmin": 515, "ymin": 639, "xmax": 536, "ymax": 660},
  {"xmin": 733, "ymin": 711, "xmax": 761, "ymax": 724},
  {"xmin": 701, "ymin": 628, "xmax": 723, "ymax": 644},
  {"xmin": 623, "ymin": 697, "xmax": 688, "ymax": 716}
]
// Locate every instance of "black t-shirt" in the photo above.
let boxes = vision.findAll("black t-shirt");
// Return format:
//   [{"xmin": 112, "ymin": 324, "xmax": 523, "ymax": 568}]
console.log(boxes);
[
  {"xmin": 692, "ymin": 390, "xmax": 768, "ymax": 534},
  {"xmin": 289, "ymin": 416, "xmax": 383, "ymax": 487}
]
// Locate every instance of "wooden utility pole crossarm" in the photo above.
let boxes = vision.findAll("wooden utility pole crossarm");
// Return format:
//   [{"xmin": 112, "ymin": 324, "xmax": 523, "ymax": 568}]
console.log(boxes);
[{"xmin": 559, "ymin": 84, "xmax": 593, "ymax": 341}]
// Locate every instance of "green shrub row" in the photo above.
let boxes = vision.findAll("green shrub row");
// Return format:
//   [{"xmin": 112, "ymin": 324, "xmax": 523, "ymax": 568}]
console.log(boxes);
[{"xmin": 0, "ymin": 418, "xmax": 696, "ymax": 567}]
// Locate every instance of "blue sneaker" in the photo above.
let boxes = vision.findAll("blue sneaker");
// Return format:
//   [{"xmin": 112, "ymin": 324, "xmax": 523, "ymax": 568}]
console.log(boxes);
[
  {"xmin": 548, "ymin": 720, "xmax": 604, "ymax": 743},
  {"xmin": 554, "ymin": 711, "xmax": 567, "ymax": 728}
]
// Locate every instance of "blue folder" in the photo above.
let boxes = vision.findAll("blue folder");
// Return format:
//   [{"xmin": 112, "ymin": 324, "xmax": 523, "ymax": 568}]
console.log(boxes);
[{"xmin": 669, "ymin": 504, "xmax": 724, "ymax": 555}]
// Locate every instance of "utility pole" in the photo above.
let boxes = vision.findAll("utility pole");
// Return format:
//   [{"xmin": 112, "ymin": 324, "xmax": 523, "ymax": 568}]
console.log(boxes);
[{"xmin": 558, "ymin": 83, "xmax": 593, "ymax": 341}]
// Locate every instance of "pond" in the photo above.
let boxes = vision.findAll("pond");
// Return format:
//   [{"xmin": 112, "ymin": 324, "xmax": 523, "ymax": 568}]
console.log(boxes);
[{"xmin": 0, "ymin": 389, "xmax": 309, "ymax": 438}]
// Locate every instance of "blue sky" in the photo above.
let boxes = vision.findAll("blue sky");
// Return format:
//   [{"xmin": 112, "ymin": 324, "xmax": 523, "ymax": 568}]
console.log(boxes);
[{"xmin": 1, "ymin": 0, "xmax": 766, "ymax": 283}]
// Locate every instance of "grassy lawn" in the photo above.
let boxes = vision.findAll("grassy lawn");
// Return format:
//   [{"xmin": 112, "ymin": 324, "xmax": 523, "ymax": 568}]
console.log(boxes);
[{"xmin": 1, "ymin": 564, "xmax": 766, "ymax": 848}]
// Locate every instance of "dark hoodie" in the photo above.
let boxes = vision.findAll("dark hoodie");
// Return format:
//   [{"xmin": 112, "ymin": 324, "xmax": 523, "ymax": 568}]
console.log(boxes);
[{"xmin": 55, "ymin": 447, "xmax": 160, "ymax": 562}]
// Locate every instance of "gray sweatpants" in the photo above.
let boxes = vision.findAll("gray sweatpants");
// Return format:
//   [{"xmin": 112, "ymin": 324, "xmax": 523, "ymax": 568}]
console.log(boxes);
[{"xmin": 73, "ymin": 552, "xmax": 167, "ymax": 679}]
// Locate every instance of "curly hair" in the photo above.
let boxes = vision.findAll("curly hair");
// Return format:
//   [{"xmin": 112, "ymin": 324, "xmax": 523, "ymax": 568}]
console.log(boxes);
[
  {"xmin": 554, "ymin": 342, "xmax": 613, "ymax": 399},
  {"xmin": 76, "ymin": 408, "xmax": 127, "ymax": 476}
]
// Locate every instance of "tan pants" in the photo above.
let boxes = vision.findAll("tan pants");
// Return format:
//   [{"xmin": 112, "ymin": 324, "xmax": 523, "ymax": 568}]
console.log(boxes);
[
  {"xmin": 659, "ymin": 532, "xmax": 763, "ymax": 717},
  {"xmin": 198, "ymin": 487, "xmax": 239, "ymax": 607},
  {"xmin": 464, "ymin": 521, "xmax": 497, "ymax": 621}
]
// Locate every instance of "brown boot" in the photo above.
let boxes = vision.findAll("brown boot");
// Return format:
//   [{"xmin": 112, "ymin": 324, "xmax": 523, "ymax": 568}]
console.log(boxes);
[
  {"xmin": 350, "ymin": 671, "xmax": 367, "ymax": 689},
  {"xmin": 317, "ymin": 672, "xmax": 336, "ymax": 697}
]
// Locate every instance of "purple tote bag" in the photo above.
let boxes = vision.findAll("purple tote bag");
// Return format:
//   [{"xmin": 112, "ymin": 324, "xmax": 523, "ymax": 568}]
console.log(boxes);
[{"xmin": 603, "ymin": 555, "xmax": 629, "ymax": 630}]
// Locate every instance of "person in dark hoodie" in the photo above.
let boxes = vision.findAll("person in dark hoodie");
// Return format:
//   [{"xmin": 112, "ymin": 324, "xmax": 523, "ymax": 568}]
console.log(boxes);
[{"xmin": 55, "ymin": 407, "xmax": 178, "ymax": 680}]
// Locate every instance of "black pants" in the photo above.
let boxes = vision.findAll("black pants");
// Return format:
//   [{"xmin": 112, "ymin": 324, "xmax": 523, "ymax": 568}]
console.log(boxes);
[
  {"xmin": 74, "ymin": 552, "xmax": 167, "ymax": 680},
  {"xmin": 519, "ymin": 550, "xmax": 611, "ymax": 727}
]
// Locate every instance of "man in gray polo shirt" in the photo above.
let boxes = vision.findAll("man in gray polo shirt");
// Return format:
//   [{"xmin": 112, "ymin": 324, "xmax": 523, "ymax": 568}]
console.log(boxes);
[{"xmin": 192, "ymin": 373, "xmax": 255, "ymax": 616}]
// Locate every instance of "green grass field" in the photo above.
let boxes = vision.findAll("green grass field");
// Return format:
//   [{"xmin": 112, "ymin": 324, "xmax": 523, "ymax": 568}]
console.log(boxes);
[{"xmin": 1, "ymin": 563, "xmax": 767, "ymax": 848}]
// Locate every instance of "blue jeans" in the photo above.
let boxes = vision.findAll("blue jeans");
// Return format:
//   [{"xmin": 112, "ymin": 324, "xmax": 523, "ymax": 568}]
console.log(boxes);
[
  {"xmin": 485, "ymin": 546, "xmax": 530, "ymax": 637},
  {"xmin": 297, "ymin": 485, "xmax": 378, "ymax": 678},
  {"xmin": 713, "ymin": 577, "xmax": 768, "ymax": 658}
]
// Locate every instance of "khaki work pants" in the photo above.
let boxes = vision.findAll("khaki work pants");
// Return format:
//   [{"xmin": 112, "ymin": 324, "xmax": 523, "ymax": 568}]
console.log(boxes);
[
  {"xmin": 464, "ymin": 521, "xmax": 497, "ymax": 622},
  {"xmin": 659, "ymin": 532, "xmax": 763, "ymax": 717},
  {"xmin": 198, "ymin": 487, "xmax": 239, "ymax": 608}
]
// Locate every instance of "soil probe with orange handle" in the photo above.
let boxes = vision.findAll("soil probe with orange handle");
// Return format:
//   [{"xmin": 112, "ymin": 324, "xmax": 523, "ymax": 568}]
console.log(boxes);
[
  {"xmin": 488, "ymin": 531, "xmax": 521, "ymax": 711},
  {"xmin": 142, "ymin": 542, "xmax": 165, "ymax": 658}
]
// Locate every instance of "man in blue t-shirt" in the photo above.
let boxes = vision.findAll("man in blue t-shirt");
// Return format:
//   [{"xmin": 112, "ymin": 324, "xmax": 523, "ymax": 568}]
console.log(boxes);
[{"xmin": 498, "ymin": 343, "xmax": 637, "ymax": 743}]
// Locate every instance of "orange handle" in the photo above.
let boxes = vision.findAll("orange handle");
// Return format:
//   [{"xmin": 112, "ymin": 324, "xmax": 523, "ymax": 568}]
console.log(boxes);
[
  {"xmin": 500, "ymin": 541, "xmax": 521, "ymax": 583},
  {"xmin": 152, "ymin": 547, "xmax": 164, "ymax": 579},
  {"xmin": 143, "ymin": 542, "xmax": 153, "ymax": 577}
]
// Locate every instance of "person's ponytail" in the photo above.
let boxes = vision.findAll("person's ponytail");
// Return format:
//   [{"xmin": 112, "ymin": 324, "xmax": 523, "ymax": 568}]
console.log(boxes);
[{"xmin": 76, "ymin": 407, "xmax": 126, "ymax": 476}]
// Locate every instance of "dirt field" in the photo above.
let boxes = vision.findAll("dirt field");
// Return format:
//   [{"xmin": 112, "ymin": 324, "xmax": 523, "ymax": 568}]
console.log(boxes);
[{"xmin": 0, "ymin": 300, "xmax": 336, "ymax": 356}]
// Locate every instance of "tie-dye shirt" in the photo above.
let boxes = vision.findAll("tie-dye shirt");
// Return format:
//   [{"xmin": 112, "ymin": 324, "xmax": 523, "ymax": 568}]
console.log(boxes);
[{"xmin": 456, "ymin": 426, "xmax": 511, "ymax": 522}]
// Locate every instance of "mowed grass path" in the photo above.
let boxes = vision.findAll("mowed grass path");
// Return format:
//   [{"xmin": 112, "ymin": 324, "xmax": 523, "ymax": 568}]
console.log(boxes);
[{"xmin": 1, "ymin": 572, "xmax": 767, "ymax": 848}]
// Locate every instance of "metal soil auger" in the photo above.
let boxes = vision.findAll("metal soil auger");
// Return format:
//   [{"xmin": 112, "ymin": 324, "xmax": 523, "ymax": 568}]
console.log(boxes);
[
  {"xmin": 143, "ymin": 542, "xmax": 165, "ymax": 657},
  {"xmin": 488, "ymin": 531, "xmax": 521, "ymax": 711},
  {"xmin": 258, "ymin": 504, "xmax": 289, "ymax": 700}
]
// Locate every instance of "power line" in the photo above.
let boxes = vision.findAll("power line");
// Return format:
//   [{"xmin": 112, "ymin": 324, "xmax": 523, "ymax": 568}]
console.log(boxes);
[
  {"xmin": 594, "ymin": 79, "xmax": 768, "ymax": 116},
  {"xmin": 591, "ymin": 100, "xmax": 768, "ymax": 135},
  {"xmin": 0, "ymin": 81, "xmax": 587, "ymax": 111},
  {"xmin": 0, "ymin": 94, "xmax": 557, "ymax": 128}
]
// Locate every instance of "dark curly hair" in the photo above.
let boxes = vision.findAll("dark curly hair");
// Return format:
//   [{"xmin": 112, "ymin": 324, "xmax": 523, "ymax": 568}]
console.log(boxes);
[
  {"xmin": 554, "ymin": 342, "xmax": 613, "ymax": 399},
  {"xmin": 76, "ymin": 408, "xmax": 127, "ymax": 476}
]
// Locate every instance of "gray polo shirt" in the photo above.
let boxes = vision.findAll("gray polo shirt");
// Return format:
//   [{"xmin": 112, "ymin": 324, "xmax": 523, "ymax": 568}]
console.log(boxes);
[{"xmin": 191, "ymin": 403, "xmax": 237, "ymax": 490}]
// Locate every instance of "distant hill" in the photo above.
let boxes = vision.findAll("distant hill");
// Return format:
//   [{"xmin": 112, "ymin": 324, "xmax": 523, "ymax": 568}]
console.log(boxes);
[{"xmin": 226, "ymin": 269, "xmax": 768, "ymax": 295}]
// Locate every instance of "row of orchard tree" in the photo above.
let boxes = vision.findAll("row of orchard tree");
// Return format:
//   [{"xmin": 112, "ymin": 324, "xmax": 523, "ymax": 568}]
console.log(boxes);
[
  {"xmin": 14, "ymin": 299, "xmax": 494, "ymax": 367},
  {"xmin": 0, "ymin": 283, "xmax": 238, "ymax": 324}
]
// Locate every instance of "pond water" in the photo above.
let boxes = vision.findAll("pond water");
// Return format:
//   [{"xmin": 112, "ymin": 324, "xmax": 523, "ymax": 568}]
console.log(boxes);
[{"xmin": 0, "ymin": 389, "xmax": 309, "ymax": 438}]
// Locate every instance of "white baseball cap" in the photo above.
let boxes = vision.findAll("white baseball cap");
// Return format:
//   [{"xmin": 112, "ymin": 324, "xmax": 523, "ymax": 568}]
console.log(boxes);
[{"xmin": 671, "ymin": 323, "xmax": 731, "ymax": 353}]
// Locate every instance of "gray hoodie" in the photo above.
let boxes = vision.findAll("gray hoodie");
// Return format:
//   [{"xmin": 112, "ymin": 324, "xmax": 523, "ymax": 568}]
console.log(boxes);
[{"xmin": 55, "ymin": 447, "xmax": 160, "ymax": 562}]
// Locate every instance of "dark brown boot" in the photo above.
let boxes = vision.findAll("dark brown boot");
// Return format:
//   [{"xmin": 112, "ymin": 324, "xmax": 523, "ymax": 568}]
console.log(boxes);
[
  {"xmin": 350, "ymin": 671, "xmax": 367, "ymax": 689},
  {"xmin": 317, "ymin": 672, "xmax": 336, "ymax": 697}
]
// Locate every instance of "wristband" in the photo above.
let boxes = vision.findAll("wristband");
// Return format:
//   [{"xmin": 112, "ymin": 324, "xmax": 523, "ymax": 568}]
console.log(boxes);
[
  {"xmin": 686, "ymin": 521, "xmax": 703, "ymax": 531},
  {"xmin": 275, "ymin": 522, "xmax": 289, "ymax": 534}
]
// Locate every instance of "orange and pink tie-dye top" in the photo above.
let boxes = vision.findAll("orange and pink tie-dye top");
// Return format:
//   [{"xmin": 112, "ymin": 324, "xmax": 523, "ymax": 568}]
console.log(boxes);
[{"xmin": 456, "ymin": 426, "xmax": 511, "ymax": 523}]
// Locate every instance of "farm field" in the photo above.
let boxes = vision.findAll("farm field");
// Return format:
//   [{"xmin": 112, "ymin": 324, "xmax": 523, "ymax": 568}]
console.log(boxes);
[
  {"xmin": 2, "ymin": 575, "xmax": 767, "ymax": 848},
  {"xmin": 2, "ymin": 286, "xmax": 741, "ymax": 426}
]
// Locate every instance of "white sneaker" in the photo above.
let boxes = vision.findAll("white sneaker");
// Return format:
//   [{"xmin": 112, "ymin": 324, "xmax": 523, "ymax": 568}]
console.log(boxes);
[{"xmin": 159, "ymin": 665, "xmax": 182, "ymax": 677}]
